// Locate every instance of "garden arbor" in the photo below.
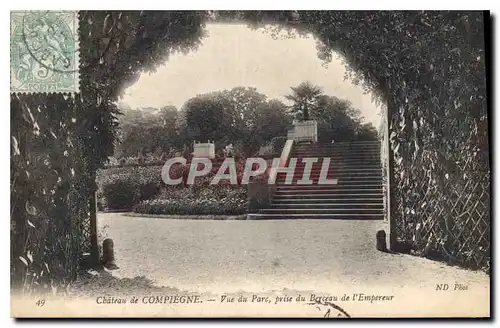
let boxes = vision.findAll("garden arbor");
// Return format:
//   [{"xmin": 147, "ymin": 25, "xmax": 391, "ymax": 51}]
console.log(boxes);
[{"xmin": 11, "ymin": 11, "xmax": 490, "ymax": 291}]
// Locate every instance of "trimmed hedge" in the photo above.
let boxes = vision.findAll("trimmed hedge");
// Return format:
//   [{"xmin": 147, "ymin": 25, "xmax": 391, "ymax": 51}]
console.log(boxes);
[
  {"xmin": 103, "ymin": 180, "xmax": 138, "ymax": 210},
  {"xmin": 97, "ymin": 166, "xmax": 163, "ymax": 210},
  {"xmin": 97, "ymin": 164, "xmax": 251, "ymax": 213}
]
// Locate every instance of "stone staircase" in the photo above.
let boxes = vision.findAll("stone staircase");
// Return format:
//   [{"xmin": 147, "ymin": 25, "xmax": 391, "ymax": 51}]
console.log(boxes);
[{"xmin": 248, "ymin": 140, "xmax": 384, "ymax": 220}]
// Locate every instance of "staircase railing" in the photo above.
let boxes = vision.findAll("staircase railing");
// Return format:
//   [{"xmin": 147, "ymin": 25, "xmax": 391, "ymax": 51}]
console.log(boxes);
[
  {"xmin": 247, "ymin": 139, "xmax": 294, "ymax": 214},
  {"xmin": 269, "ymin": 139, "xmax": 294, "ymax": 183}
]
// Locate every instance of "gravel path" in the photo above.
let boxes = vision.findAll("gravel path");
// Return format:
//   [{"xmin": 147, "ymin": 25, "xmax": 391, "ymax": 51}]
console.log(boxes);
[{"xmin": 98, "ymin": 213, "xmax": 489, "ymax": 296}]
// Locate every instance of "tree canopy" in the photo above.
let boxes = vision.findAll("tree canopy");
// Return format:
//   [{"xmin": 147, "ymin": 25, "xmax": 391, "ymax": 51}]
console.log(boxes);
[
  {"xmin": 115, "ymin": 105, "xmax": 180, "ymax": 158},
  {"xmin": 114, "ymin": 83, "xmax": 377, "ymax": 159},
  {"xmin": 149, "ymin": 86, "xmax": 291, "ymax": 156}
]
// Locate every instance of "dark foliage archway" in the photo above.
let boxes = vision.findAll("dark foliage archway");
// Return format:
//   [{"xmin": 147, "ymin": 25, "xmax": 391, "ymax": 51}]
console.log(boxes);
[{"xmin": 11, "ymin": 10, "xmax": 489, "ymax": 292}]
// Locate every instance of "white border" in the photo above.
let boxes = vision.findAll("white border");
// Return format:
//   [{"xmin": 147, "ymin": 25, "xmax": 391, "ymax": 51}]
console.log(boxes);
[
  {"xmin": 2, "ymin": 2, "xmax": 498, "ymax": 327},
  {"xmin": 4, "ymin": 1, "xmax": 498, "ymax": 10}
]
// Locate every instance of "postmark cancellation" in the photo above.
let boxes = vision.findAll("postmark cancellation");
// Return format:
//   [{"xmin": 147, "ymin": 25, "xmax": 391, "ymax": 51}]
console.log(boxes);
[{"xmin": 10, "ymin": 11, "xmax": 80, "ymax": 94}]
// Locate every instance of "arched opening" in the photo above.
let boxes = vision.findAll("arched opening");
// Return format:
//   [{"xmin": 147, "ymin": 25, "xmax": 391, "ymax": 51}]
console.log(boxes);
[{"xmin": 11, "ymin": 11, "xmax": 490, "ymax": 294}]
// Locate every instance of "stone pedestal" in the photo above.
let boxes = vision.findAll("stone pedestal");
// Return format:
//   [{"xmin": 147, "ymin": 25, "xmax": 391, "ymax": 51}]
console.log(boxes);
[
  {"xmin": 287, "ymin": 120, "xmax": 318, "ymax": 143},
  {"xmin": 193, "ymin": 141, "xmax": 215, "ymax": 159}
]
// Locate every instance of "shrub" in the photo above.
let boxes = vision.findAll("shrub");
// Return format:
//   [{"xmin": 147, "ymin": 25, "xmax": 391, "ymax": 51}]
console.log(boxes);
[
  {"xmin": 102, "ymin": 180, "xmax": 139, "ymax": 210},
  {"xmin": 138, "ymin": 182, "xmax": 161, "ymax": 201},
  {"xmin": 97, "ymin": 166, "xmax": 163, "ymax": 210}
]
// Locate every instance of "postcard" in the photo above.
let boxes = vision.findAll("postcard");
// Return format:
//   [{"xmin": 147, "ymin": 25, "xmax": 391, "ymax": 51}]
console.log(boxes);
[{"xmin": 10, "ymin": 10, "xmax": 490, "ymax": 318}]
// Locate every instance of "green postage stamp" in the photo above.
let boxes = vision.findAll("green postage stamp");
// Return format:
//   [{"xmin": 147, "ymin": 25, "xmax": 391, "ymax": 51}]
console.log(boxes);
[{"xmin": 10, "ymin": 11, "xmax": 79, "ymax": 93}]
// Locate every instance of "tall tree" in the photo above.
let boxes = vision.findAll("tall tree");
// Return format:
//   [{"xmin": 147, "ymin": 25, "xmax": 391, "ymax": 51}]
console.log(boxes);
[
  {"xmin": 356, "ymin": 123, "xmax": 379, "ymax": 141},
  {"xmin": 115, "ymin": 105, "xmax": 180, "ymax": 157},
  {"xmin": 252, "ymin": 99, "xmax": 292, "ymax": 143},
  {"xmin": 313, "ymin": 95, "xmax": 377, "ymax": 142},
  {"xmin": 179, "ymin": 93, "xmax": 228, "ymax": 144},
  {"xmin": 178, "ymin": 87, "xmax": 291, "ymax": 156},
  {"xmin": 285, "ymin": 81, "xmax": 323, "ymax": 121}
]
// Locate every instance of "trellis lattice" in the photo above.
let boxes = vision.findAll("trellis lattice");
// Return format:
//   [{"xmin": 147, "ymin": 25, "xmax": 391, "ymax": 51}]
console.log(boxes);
[{"xmin": 391, "ymin": 141, "xmax": 490, "ymax": 271}]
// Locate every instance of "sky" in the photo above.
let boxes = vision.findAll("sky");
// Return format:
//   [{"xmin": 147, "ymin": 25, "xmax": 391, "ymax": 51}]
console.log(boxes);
[{"xmin": 121, "ymin": 23, "xmax": 383, "ymax": 127}]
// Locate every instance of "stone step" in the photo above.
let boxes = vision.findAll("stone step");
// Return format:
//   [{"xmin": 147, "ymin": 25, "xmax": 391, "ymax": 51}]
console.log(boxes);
[
  {"xmin": 291, "ymin": 151, "xmax": 381, "ymax": 156},
  {"xmin": 290, "ymin": 158, "xmax": 381, "ymax": 163},
  {"xmin": 247, "ymin": 213, "xmax": 384, "ymax": 220},
  {"xmin": 291, "ymin": 153, "xmax": 380, "ymax": 158},
  {"xmin": 274, "ymin": 196, "xmax": 383, "ymax": 201},
  {"xmin": 295, "ymin": 141, "xmax": 379, "ymax": 146},
  {"xmin": 276, "ymin": 182, "xmax": 382, "ymax": 187},
  {"xmin": 282, "ymin": 160, "xmax": 382, "ymax": 165},
  {"xmin": 259, "ymin": 208, "xmax": 384, "ymax": 214},
  {"xmin": 292, "ymin": 147, "xmax": 380, "ymax": 151},
  {"xmin": 294, "ymin": 142, "xmax": 381, "ymax": 148},
  {"xmin": 276, "ymin": 186, "xmax": 382, "ymax": 192},
  {"xmin": 292, "ymin": 148, "xmax": 380, "ymax": 152},
  {"xmin": 276, "ymin": 171, "xmax": 381, "ymax": 178},
  {"xmin": 276, "ymin": 180, "xmax": 382, "ymax": 186},
  {"xmin": 288, "ymin": 162, "xmax": 381, "ymax": 167},
  {"xmin": 274, "ymin": 178, "xmax": 383, "ymax": 183},
  {"xmin": 275, "ymin": 181, "xmax": 383, "ymax": 187},
  {"xmin": 277, "ymin": 168, "xmax": 383, "ymax": 173},
  {"xmin": 317, "ymin": 171, "xmax": 383, "ymax": 177},
  {"xmin": 292, "ymin": 153, "xmax": 380, "ymax": 158},
  {"xmin": 274, "ymin": 190, "xmax": 383, "ymax": 196},
  {"xmin": 288, "ymin": 160, "xmax": 381, "ymax": 166},
  {"xmin": 293, "ymin": 147, "xmax": 380, "ymax": 152},
  {"xmin": 278, "ymin": 167, "xmax": 382, "ymax": 174},
  {"xmin": 276, "ymin": 174, "xmax": 381, "ymax": 180},
  {"xmin": 274, "ymin": 175, "xmax": 383, "ymax": 181},
  {"xmin": 272, "ymin": 197, "xmax": 383, "ymax": 203},
  {"xmin": 294, "ymin": 144, "xmax": 380, "ymax": 147},
  {"xmin": 269, "ymin": 203, "xmax": 383, "ymax": 209},
  {"xmin": 276, "ymin": 175, "xmax": 382, "ymax": 181},
  {"xmin": 273, "ymin": 178, "xmax": 382, "ymax": 185},
  {"xmin": 271, "ymin": 197, "xmax": 384, "ymax": 203}
]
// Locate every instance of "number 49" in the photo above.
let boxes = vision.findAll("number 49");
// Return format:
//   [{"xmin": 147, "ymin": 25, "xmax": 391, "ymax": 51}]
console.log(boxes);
[{"xmin": 36, "ymin": 299, "xmax": 45, "ymax": 307}]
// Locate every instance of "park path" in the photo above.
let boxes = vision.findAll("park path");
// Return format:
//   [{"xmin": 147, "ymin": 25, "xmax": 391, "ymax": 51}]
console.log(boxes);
[{"xmin": 97, "ymin": 213, "xmax": 489, "ymax": 297}]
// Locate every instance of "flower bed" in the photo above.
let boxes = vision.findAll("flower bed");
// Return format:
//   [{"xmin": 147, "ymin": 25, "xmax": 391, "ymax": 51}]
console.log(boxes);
[
  {"xmin": 97, "ymin": 162, "xmax": 252, "ymax": 214},
  {"xmin": 133, "ymin": 186, "xmax": 248, "ymax": 215}
]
